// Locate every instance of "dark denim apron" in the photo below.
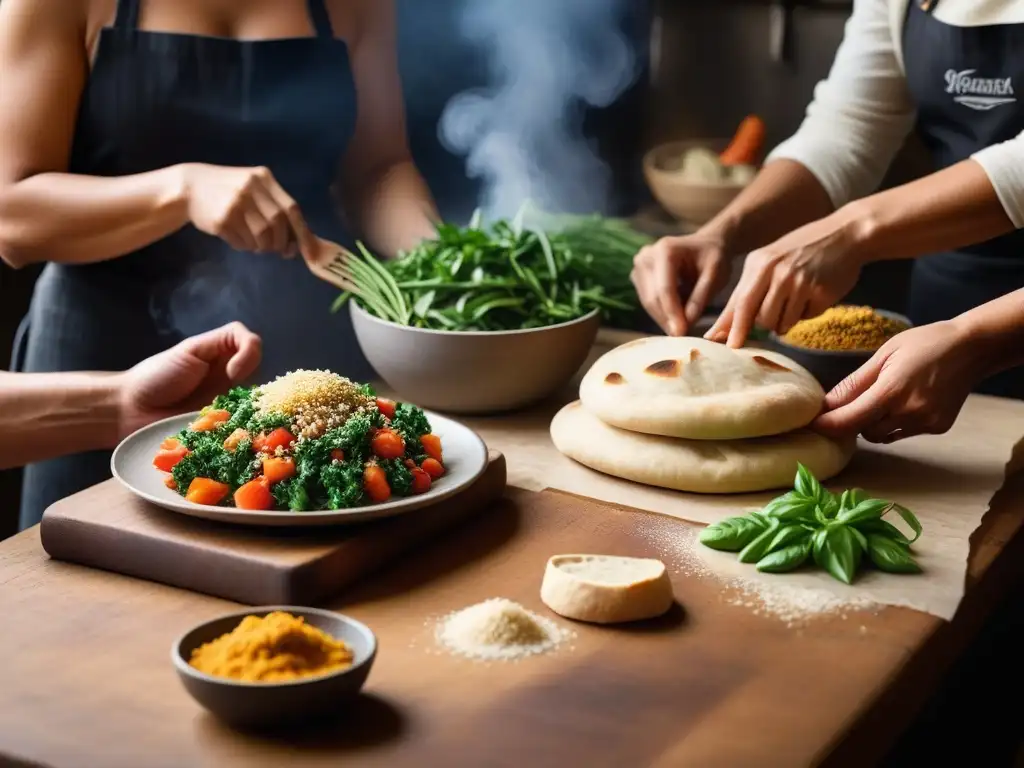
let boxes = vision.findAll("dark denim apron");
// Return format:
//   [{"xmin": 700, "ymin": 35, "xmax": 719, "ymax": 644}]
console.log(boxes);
[
  {"xmin": 903, "ymin": 0, "xmax": 1024, "ymax": 398},
  {"xmin": 11, "ymin": 0, "xmax": 373, "ymax": 529}
]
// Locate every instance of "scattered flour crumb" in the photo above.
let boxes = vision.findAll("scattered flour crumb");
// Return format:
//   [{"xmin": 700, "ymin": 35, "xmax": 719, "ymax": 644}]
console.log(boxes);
[{"xmin": 636, "ymin": 521, "xmax": 880, "ymax": 628}]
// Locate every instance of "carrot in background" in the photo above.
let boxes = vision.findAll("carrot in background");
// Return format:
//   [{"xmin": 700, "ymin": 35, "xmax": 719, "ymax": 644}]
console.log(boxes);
[{"xmin": 720, "ymin": 115, "xmax": 766, "ymax": 166}]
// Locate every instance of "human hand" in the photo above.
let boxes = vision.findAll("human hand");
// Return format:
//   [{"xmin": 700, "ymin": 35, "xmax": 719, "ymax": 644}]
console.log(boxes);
[
  {"xmin": 812, "ymin": 321, "xmax": 981, "ymax": 443},
  {"xmin": 116, "ymin": 322, "xmax": 262, "ymax": 439},
  {"xmin": 180, "ymin": 163, "xmax": 316, "ymax": 258},
  {"xmin": 631, "ymin": 234, "xmax": 731, "ymax": 336},
  {"xmin": 705, "ymin": 214, "xmax": 864, "ymax": 348}
]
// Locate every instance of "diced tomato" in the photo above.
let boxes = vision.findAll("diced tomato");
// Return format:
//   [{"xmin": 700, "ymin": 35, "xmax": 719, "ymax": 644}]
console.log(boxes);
[
  {"xmin": 262, "ymin": 457, "xmax": 296, "ymax": 484},
  {"xmin": 253, "ymin": 427, "xmax": 295, "ymax": 454},
  {"xmin": 363, "ymin": 465, "xmax": 391, "ymax": 503},
  {"xmin": 421, "ymin": 458, "xmax": 445, "ymax": 480},
  {"xmin": 234, "ymin": 478, "xmax": 274, "ymax": 510},
  {"xmin": 403, "ymin": 458, "xmax": 416, "ymax": 469},
  {"xmin": 153, "ymin": 444, "xmax": 189, "ymax": 472},
  {"xmin": 185, "ymin": 478, "xmax": 231, "ymax": 506},
  {"xmin": 375, "ymin": 398, "xmax": 396, "ymax": 420},
  {"xmin": 163, "ymin": 475, "xmax": 178, "ymax": 490},
  {"xmin": 331, "ymin": 449, "xmax": 345, "ymax": 462},
  {"xmin": 420, "ymin": 433, "xmax": 443, "ymax": 463},
  {"xmin": 190, "ymin": 409, "xmax": 231, "ymax": 433},
  {"xmin": 223, "ymin": 428, "xmax": 250, "ymax": 452},
  {"xmin": 410, "ymin": 468, "xmax": 431, "ymax": 495},
  {"xmin": 371, "ymin": 429, "xmax": 405, "ymax": 460},
  {"xmin": 160, "ymin": 437, "xmax": 181, "ymax": 450}
]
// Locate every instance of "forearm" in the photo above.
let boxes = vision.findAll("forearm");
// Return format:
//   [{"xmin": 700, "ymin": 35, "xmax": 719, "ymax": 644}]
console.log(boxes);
[
  {"xmin": 699, "ymin": 159, "xmax": 835, "ymax": 256},
  {"xmin": 952, "ymin": 288, "xmax": 1024, "ymax": 376},
  {"xmin": 344, "ymin": 159, "xmax": 439, "ymax": 257},
  {"xmin": 0, "ymin": 372, "xmax": 123, "ymax": 470},
  {"xmin": 0, "ymin": 166, "xmax": 190, "ymax": 268},
  {"xmin": 838, "ymin": 160, "xmax": 1014, "ymax": 265}
]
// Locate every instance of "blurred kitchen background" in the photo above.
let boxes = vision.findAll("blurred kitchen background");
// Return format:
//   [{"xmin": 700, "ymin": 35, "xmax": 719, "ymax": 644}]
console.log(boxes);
[{"xmin": 0, "ymin": 0, "xmax": 929, "ymax": 536}]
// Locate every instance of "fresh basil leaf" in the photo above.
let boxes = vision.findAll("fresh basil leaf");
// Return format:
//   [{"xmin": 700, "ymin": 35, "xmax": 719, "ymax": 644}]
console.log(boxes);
[
  {"xmin": 794, "ymin": 463, "xmax": 822, "ymax": 501},
  {"xmin": 737, "ymin": 519, "xmax": 782, "ymax": 564},
  {"xmin": 838, "ymin": 490, "xmax": 854, "ymax": 513},
  {"xmin": 756, "ymin": 540, "xmax": 812, "ymax": 573},
  {"xmin": 889, "ymin": 504, "xmax": 923, "ymax": 544},
  {"xmin": 818, "ymin": 491, "xmax": 841, "ymax": 519},
  {"xmin": 866, "ymin": 534, "xmax": 922, "ymax": 574},
  {"xmin": 765, "ymin": 524, "xmax": 810, "ymax": 555},
  {"xmin": 747, "ymin": 510, "xmax": 771, "ymax": 529},
  {"xmin": 699, "ymin": 516, "xmax": 765, "ymax": 551},
  {"xmin": 763, "ymin": 498, "xmax": 817, "ymax": 524},
  {"xmin": 759, "ymin": 491, "xmax": 801, "ymax": 517},
  {"xmin": 836, "ymin": 499, "xmax": 890, "ymax": 526},
  {"xmin": 850, "ymin": 526, "xmax": 868, "ymax": 551},
  {"xmin": 849, "ymin": 488, "xmax": 870, "ymax": 506},
  {"xmin": 816, "ymin": 525, "xmax": 863, "ymax": 585},
  {"xmin": 855, "ymin": 519, "xmax": 912, "ymax": 548},
  {"xmin": 815, "ymin": 505, "xmax": 829, "ymax": 526}
]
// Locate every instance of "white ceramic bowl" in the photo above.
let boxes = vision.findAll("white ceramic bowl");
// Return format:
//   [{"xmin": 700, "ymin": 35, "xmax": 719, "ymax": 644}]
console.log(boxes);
[
  {"xmin": 350, "ymin": 303, "xmax": 600, "ymax": 415},
  {"xmin": 643, "ymin": 139, "xmax": 753, "ymax": 226}
]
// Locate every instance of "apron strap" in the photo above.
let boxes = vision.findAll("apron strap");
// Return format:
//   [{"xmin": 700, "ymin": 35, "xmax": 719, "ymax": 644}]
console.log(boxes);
[
  {"xmin": 306, "ymin": 0, "xmax": 335, "ymax": 39},
  {"xmin": 113, "ymin": 0, "xmax": 141, "ymax": 31}
]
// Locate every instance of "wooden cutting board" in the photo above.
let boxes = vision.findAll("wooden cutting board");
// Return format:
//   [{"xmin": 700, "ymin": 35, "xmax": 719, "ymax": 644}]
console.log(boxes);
[{"xmin": 38, "ymin": 452, "xmax": 506, "ymax": 606}]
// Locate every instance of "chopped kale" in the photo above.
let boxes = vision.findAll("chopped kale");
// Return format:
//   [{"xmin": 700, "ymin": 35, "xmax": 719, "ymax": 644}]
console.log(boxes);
[
  {"xmin": 212, "ymin": 386, "xmax": 251, "ymax": 413},
  {"xmin": 379, "ymin": 458, "xmax": 413, "ymax": 496},
  {"xmin": 390, "ymin": 402, "xmax": 432, "ymax": 459},
  {"xmin": 320, "ymin": 461, "xmax": 366, "ymax": 509}
]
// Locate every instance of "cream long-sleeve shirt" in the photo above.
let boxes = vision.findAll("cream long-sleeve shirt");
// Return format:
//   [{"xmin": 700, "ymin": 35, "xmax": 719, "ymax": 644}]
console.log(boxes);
[{"xmin": 766, "ymin": 0, "xmax": 1024, "ymax": 227}]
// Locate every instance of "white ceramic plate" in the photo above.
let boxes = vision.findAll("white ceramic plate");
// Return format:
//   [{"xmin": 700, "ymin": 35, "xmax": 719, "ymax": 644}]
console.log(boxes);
[{"xmin": 111, "ymin": 410, "xmax": 489, "ymax": 527}]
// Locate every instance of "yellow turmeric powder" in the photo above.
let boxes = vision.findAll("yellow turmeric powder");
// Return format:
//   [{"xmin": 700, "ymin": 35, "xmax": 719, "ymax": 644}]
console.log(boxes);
[
  {"xmin": 782, "ymin": 305, "xmax": 908, "ymax": 352},
  {"xmin": 189, "ymin": 611, "xmax": 354, "ymax": 683}
]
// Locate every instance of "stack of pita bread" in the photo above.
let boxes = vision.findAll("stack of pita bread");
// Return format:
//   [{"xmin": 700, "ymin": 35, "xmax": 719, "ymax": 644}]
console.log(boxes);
[{"xmin": 550, "ymin": 337, "xmax": 855, "ymax": 494}]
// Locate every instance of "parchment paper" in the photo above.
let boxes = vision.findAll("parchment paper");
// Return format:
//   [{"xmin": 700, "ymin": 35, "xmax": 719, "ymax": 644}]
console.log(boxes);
[{"xmin": 455, "ymin": 334, "xmax": 1024, "ymax": 621}]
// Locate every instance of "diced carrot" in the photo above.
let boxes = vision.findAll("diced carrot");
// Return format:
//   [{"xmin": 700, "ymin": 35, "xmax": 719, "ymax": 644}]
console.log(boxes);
[
  {"xmin": 262, "ymin": 457, "xmax": 296, "ymax": 484},
  {"xmin": 375, "ymin": 398, "xmax": 396, "ymax": 420},
  {"xmin": 223, "ymin": 428, "xmax": 250, "ymax": 452},
  {"xmin": 160, "ymin": 437, "xmax": 181, "ymax": 450},
  {"xmin": 420, "ymin": 434, "xmax": 443, "ymax": 463},
  {"xmin": 185, "ymin": 478, "xmax": 231, "ymax": 506},
  {"xmin": 163, "ymin": 475, "xmax": 178, "ymax": 490},
  {"xmin": 371, "ymin": 429, "xmax": 405, "ymax": 460},
  {"xmin": 153, "ymin": 444, "xmax": 189, "ymax": 472},
  {"xmin": 421, "ymin": 458, "xmax": 445, "ymax": 479},
  {"xmin": 190, "ymin": 409, "xmax": 231, "ymax": 433},
  {"xmin": 410, "ymin": 468, "xmax": 431, "ymax": 495},
  {"xmin": 331, "ymin": 449, "xmax": 346, "ymax": 463},
  {"xmin": 253, "ymin": 427, "xmax": 295, "ymax": 454},
  {"xmin": 720, "ymin": 115, "xmax": 766, "ymax": 166},
  {"xmin": 363, "ymin": 465, "xmax": 391, "ymax": 503},
  {"xmin": 234, "ymin": 478, "xmax": 274, "ymax": 510}
]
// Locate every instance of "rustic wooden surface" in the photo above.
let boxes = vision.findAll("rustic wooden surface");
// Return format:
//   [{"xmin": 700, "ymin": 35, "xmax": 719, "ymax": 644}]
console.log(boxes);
[
  {"xmin": 37, "ymin": 453, "xmax": 506, "ymax": 606},
  {"xmin": 1, "ymin": 472, "xmax": 1022, "ymax": 768}
]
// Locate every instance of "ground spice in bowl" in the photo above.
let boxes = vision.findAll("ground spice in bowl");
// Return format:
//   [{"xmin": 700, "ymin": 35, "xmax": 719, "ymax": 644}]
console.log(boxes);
[
  {"xmin": 189, "ymin": 610, "xmax": 354, "ymax": 682},
  {"xmin": 781, "ymin": 306, "xmax": 908, "ymax": 352}
]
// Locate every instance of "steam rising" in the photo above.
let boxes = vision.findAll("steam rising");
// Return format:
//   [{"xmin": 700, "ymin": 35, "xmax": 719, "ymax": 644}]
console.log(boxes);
[{"xmin": 439, "ymin": 0, "xmax": 638, "ymax": 219}]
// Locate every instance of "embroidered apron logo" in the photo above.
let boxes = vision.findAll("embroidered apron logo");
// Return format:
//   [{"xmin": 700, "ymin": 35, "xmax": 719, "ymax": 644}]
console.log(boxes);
[{"xmin": 944, "ymin": 69, "xmax": 1016, "ymax": 111}]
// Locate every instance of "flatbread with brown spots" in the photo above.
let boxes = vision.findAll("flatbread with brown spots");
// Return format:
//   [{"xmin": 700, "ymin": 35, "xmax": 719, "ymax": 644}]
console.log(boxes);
[
  {"xmin": 550, "ymin": 401, "xmax": 853, "ymax": 494},
  {"xmin": 578, "ymin": 337, "xmax": 824, "ymax": 440}
]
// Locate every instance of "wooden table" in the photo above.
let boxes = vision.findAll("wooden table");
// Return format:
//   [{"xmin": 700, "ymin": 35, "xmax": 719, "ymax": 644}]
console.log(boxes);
[{"xmin": 1, "ymin": 333, "xmax": 1023, "ymax": 768}]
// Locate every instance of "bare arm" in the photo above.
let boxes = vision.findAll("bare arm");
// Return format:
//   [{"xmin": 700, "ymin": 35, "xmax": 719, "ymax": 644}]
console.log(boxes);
[
  {"xmin": 0, "ymin": 372, "xmax": 121, "ymax": 470},
  {"xmin": 840, "ymin": 158, "xmax": 1014, "ymax": 263},
  {"xmin": 0, "ymin": 0, "xmax": 192, "ymax": 269},
  {"xmin": 955, "ymin": 287, "xmax": 1024, "ymax": 375},
  {"xmin": 339, "ymin": 0, "xmax": 438, "ymax": 256}
]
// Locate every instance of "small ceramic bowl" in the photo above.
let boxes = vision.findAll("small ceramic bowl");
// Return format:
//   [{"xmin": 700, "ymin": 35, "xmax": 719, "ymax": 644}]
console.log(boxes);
[
  {"xmin": 172, "ymin": 606, "xmax": 377, "ymax": 729},
  {"xmin": 764, "ymin": 310, "xmax": 913, "ymax": 393},
  {"xmin": 351, "ymin": 302, "xmax": 600, "ymax": 415},
  {"xmin": 643, "ymin": 139, "xmax": 753, "ymax": 226}
]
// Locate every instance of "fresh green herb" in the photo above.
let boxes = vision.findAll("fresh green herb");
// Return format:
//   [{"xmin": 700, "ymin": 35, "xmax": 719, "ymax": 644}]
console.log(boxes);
[
  {"xmin": 699, "ymin": 463, "xmax": 924, "ymax": 584},
  {"xmin": 331, "ymin": 206, "xmax": 648, "ymax": 331}
]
